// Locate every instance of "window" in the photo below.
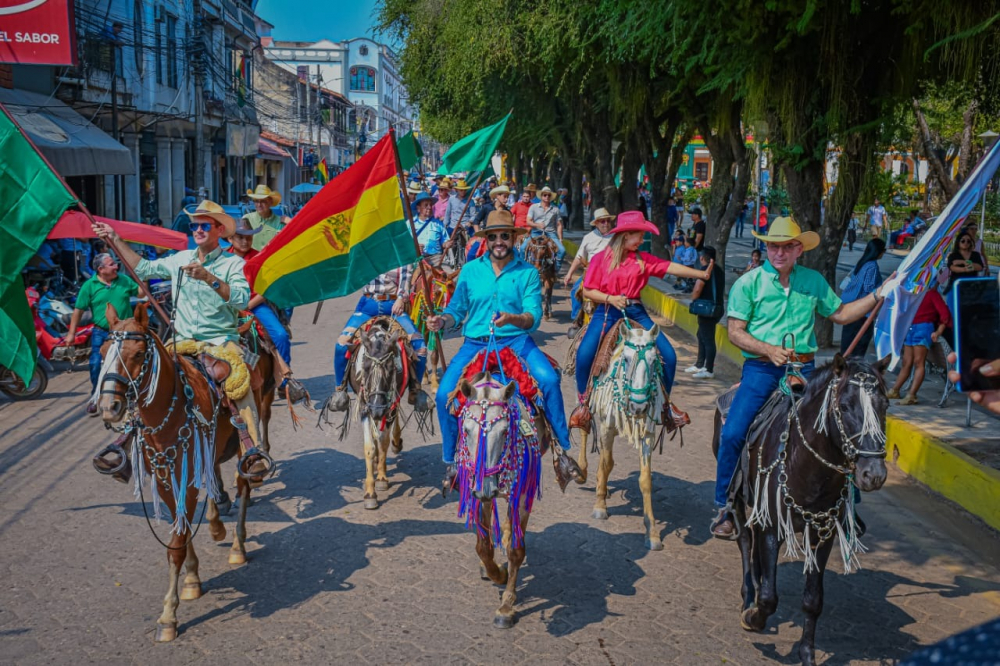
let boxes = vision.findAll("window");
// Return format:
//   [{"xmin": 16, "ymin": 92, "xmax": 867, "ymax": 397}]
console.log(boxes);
[
  {"xmin": 349, "ymin": 66, "xmax": 376, "ymax": 92},
  {"xmin": 166, "ymin": 15, "xmax": 178, "ymax": 88},
  {"xmin": 156, "ymin": 12, "xmax": 178, "ymax": 88},
  {"xmin": 695, "ymin": 161, "xmax": 709, "ymax": 182}
]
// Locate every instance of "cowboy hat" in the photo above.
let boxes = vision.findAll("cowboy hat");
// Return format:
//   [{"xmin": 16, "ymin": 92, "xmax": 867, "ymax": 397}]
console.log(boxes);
[
  {"xmin": 609, "ymin": 210, "xmax": 658, "ymax": 236},
  {"xmin": 538, "ymin": 186, "xmax": 554, "ymax": 195},
  {"xmin": 489, "ymin": 185, "xmax": 511, "ymax": 199},
  {"xmin": 438, "ymin": 178, "xmax": 453, "ymax": 191},
  {"xmin": 233, "ymin": 217, "xmax": 262, "ymax": 236},
  {"xmin": 473, "ymin": 209, "xmax": 528, "ymax": 239},
  {"xmin": 752, "ymin": 216, "xmax": 819, "ymax": 251},
  {"xmin": 524, "ymin": 183, "xmax": 537, "ymax": 192},
  {"xmin": 413, "ymin": 192, "xmax": 435, "ymax": 207},
  {"xmin": 453, "ymin": 179, "xmax": 472, "ymax": 190},
  {"xmin": 246, "ymin": 184, "xmax": 281, "ymax": 205},
  {"xmin": 406, "ymin": 181, "xmax": 423, "ymax": 195},
  {"xmin": 591, "ymin": 207, "xmax": 615, "ymax": 226},
  {"xmin": 185, "ymin": 200, "xmax": 236, "ymax": 238}
]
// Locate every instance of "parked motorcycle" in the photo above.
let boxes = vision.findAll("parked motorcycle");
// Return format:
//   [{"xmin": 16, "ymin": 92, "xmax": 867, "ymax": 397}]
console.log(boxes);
[
  {"xmin": 29, "ymin": 287, "xmax": 92, "ymax": 365},
  {"xmin": 0, "ymin": 352, "xmax": 51, "ymax": 400}
]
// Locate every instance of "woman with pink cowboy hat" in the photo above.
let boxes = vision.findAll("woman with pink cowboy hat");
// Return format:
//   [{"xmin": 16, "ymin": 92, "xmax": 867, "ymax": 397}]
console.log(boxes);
[{"xmin": 570, "ymin": 211, "xmax": 714, "ymax": 430}]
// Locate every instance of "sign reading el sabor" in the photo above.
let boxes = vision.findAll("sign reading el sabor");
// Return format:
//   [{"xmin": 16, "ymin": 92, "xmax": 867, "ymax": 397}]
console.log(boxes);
[{"xmin": 0, "ymin": 0, "xmax": 77, "ymax": 66}]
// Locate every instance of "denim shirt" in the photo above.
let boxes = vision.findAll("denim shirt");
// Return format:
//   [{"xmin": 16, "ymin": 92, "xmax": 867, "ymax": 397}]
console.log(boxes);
[{"xmin": 443, "ymin": 254, "xmax": 543, "ymax": 338}]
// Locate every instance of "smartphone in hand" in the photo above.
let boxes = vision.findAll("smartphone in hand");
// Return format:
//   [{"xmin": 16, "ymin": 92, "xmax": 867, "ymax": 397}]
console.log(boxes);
[{"xmin": 953, "ymin": 277, "xmax": 1000, "ymax": 392}]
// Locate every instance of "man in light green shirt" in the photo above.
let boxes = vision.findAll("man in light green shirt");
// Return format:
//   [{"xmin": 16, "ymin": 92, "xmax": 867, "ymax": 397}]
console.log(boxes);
[
  {"xmin": 711, "ymin": 217, "xmax": 890, "ymax": 539},
  {"xmin": 244, "ymin": 184, "xmax": 287, "ymax": 251}
]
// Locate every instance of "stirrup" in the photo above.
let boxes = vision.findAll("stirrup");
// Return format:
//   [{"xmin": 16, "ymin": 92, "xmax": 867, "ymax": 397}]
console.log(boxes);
[
  {"xmin": 93, "ymin": 441, "xmax": 129, "ymax": 476},
  {"xmin": 237, "ymin": 447, "xmax": 275, "ymax": 481}
]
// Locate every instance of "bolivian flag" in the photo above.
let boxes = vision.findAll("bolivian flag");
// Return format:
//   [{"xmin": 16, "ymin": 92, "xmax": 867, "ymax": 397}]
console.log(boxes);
[{"xmin": 245, "ymin": 134, "xmax": 417, "ymax": 308}]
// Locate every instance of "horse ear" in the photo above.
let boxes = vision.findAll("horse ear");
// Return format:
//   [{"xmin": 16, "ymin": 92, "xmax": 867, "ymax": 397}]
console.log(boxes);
[
  {"xmin": 459, "ymin": 377, "xmax": 474, "ymax": 399},
  {"xmin": 873, "ymin": 354, "xmax": 891, "ymax": 376},
  {"xmin": 134, "ymin": 302, "xmax": 149, "ymax": 329},
  {"xmin": 106, "ymin": 303, "xmax": 119, "ymax": 329},
  {"xmin": 502, "ymin": 380, "xmax": 517, "ymax": 402},
  {"xmin": 359, "ymin": 327, "xmax": 371, "ymax": 351},
  {"xmin": 832, "ymin": 353, "xmax": 847, "ymax": 376}
]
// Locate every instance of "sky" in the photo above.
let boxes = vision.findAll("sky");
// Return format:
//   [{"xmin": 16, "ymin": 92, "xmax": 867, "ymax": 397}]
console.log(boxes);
[{"xmin": 255, "ymin": 0, "xmax": 385, "ymax": 43}]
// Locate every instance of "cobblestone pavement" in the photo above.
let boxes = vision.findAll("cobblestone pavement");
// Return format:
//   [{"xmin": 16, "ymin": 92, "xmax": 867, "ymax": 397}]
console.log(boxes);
[{"xmin": 2, "ymin": 285, "xmax": 999, "ymax": 666}]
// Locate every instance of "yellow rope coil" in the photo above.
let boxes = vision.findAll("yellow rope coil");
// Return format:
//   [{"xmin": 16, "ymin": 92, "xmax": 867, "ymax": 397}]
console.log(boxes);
[{"xmin": 168, "ymin": 340, "xmax": 251, "ymax": 401}]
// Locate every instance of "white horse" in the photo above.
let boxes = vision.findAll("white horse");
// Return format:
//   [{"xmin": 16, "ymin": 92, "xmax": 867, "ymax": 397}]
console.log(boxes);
[{"xmin": 577, "ymin": 323, "xmax": 667, "ymax": 550}]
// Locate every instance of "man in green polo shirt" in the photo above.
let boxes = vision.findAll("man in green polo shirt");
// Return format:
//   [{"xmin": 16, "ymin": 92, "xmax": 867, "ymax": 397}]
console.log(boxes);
[
  {"xmin": 711, "ymin": 217, "xmax": 890, "ymax": 539},
  {"xmin": 66, "ymin": 252, "xmax": 138, "ymax": 416},
  {"xmin": 244, "ymin": 184, "xmax": 287, "ymax": 251}
]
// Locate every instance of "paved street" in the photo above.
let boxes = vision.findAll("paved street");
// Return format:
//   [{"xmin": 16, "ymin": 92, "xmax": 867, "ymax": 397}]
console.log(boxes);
[{"xmin": 2, "ymin": 285, "xmax": 1000, "ymax": 665}]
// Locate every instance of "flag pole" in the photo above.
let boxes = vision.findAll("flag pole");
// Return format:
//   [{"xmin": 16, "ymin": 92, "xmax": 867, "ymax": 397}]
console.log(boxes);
[
  {"xmin": 0, "ymin": 102, "xmax": 172, "ymax": 329},
  {"xmin": 389, "ymin": 126, "xmax": 448, "ymax": 370},
  {"xmin": 843, "ymin": 299, "xmax": 885, "ymax": 358},
  {"xmin": 448, "ymin": 171, "xmax": 485, "ymax": 243}
]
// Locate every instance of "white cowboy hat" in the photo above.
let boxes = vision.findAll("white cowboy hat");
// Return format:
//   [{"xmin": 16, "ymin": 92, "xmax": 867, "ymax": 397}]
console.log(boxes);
[
  {"xmin": 591, "ymin": 208, "xmax": 615, "ymax": 226},
  {"xmin": 185, "ymin": 200, "xmax": 236, "ymax": 238},
  {"xmin": 246, "ymin": 184, "xmax": 281, "ymax": 206}
]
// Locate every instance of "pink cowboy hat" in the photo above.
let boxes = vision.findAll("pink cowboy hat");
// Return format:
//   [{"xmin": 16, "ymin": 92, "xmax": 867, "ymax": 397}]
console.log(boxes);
[{"xmin": 610, "ymin": 210, "xmax": 659, "ymax": 235}]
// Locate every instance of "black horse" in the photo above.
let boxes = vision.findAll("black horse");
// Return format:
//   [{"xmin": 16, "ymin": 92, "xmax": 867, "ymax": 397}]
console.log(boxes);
[{"xmin": 713, "ymin": 354, "xmax": 889, "ymax": 665}]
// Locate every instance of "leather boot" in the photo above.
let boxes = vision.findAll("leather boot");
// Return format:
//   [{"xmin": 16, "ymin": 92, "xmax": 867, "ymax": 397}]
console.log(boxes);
[
  {"xmin": 281, "ymin": 376, "xmax": 309, "ymax": 404},
  {"xmin": 552, "ymin": 448, "xmax": 584, "ymax": 492},
  {"xmin": 569, "ymin": 399, "xmax": 592, "ymax": 434},
  {"xmin": 408, "ymin": 387, "xmax": 431, "ymax": 412},
  {"xmin": 662, "ymin": 401, "xmax": 691, "ymax": 433},
  {"xmin": 710, "ymin": 507, "xmax": 738, "ymax": 540},
  {"xmin": 325, "ymin": 388, "xmax": 350, "ymax": 413}
]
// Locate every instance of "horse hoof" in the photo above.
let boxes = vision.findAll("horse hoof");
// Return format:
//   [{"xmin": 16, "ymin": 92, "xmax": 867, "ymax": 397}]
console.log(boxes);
[
  {"xmin": 209, "ymin": 523, "xmax": 227, "ymax": 542},
  {"xmin": 364, "ymin": 496, "xmax": 379, "ymax": 510},
  {"xmin": 592, "ymin": 509, "xmax": 609, "ymax": 520},
  {"xmin": 740, "ymin": 607, "xmax": 764, "ymax": 632},
  {"xmin": 480, "ymin": 565, "xmax": 490, "ymax": 581},
  {"xmin": 216, "ymin": 497, "xmax": 232, "ymax": 516},
  {"xmin": 154, "ymin": 622, "xmax": 177, "ymax": 643},
  {"xmin": 646, "ymin": 538, "xmax": 664, "ymax": 551},
  {"xmin": 493, "ymin": 612, "xmax": 515, "ymax": 629},
  {"xmin": 180, "ymin": 582, "xmax": 202, "ymax": 601},
  {"xmin": 574, "ymin": 470, "xmax": 588, "ymax": 485},
  {"xmin": 375, "ymin": 479, "xmax": 390, "ymax": 492},
  {"xmin": 229, "ymin": 551, "xmax": 247, "ymax": 566},
  {"xmin": 391, "ymin": 444, "xmax": 403, "ymax": 455}
]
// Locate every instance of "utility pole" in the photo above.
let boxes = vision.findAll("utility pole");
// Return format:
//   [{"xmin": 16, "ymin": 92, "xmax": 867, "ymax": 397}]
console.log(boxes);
[
  {"xmin": 306, "ymin": 68, "xmax": 312, "ymax": 170},
  {"xmin": 192, "ymin": 0, "xmax": 207, "ymax": 197},
  {"xmin": 110, "ymin": 44, "xmax": 120, "ymax": 218},
  {"xmin": 295, "ymin": 76, "xmax": 301, "ymax": 180},
  {"xmin": 316, "ymin": 64, "xmax": 321, "ymax": 163}
]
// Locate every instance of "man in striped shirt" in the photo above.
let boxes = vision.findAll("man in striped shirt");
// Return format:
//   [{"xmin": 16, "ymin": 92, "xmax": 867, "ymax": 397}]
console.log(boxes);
[{"xmin": 327, "ymin": 265, "xmax": 429, "ymax": 412}]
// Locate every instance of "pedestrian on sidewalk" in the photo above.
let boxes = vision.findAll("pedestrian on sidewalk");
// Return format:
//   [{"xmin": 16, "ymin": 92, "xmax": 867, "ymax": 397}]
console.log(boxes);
[
  {"xmin": 866, "ymin": 198, "xmax": 888, "ymax": 239},
  {"xmin": 666, "ymin": 197, "xmax": 679, "ymax": 239},
  {"xmin": 839, "ymin": 238, "xmax": 886, "ymax": 357},
  {"xmin": 846, "ymin": 213, "xmax": 859, "ymax": 251},
  {"xmin": 675, "ymin": 235, "xmax": 698, "ymax": 292},
  {"xmin": 685, "ymin": 247, "xmax": 725, "ymax": 379},
  {"xmin": 735, "ymin": 200, "xmax": 748, "ymax": 238},
  {"xmin": 887, "ymin": 288, "xmax": 950, "ymax": 405},
  {"xmin": 963, "ymin": 221, "xmax": 991, "ymax": 276}
]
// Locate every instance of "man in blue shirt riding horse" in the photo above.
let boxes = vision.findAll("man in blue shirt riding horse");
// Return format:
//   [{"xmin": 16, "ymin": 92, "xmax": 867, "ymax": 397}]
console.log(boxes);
[{"xmin": 427, "ymin": 210, "xmax": 581, "ymax": 484}]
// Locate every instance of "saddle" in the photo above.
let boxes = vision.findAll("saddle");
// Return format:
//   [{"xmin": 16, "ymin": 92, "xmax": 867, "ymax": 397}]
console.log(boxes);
[
  {"xmin": 168, "ymin": 340, "xmax": 258, "ymax": 401},
  {"xmin": 344, "ymin": 316, "xmax": 420, "ymax": 392},
  {"xmin": 563, "ymin": 318, "xmax": 628, "ymax": 381},
  {"xmin": 449, "ymin": 346, "xmax": 541, "ymax": 409}
]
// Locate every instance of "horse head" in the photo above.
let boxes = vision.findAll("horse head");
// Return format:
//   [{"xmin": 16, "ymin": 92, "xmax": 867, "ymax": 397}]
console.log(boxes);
[
  {"xmin": 97, "ymin": 303, "xmax": 156, "ymax": 424},
  {"xmin": 458, "ymin": 373, "xmax": 517, "ymax": 501},
  {"xmin": 358, "ymin": 324, "xmax": 401, "ymax": 421},
  {"xmin": 811, "ymin": 354, "xmax": 890, "ymax": 492},
  {"xmin": 616, "ymin": 324, "xmax": 662, "ymax": 417}
]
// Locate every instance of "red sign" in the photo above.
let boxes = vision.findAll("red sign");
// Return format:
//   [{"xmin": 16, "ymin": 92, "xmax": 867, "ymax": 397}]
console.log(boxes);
[{"xmin": 0, "ymin": 0, "xmax": 77, "ymax": 66}]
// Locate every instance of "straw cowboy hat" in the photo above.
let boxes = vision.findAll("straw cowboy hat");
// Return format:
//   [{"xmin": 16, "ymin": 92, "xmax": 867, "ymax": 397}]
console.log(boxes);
[
  {"xmin": 524, "ymin": 183, "xmax": 537, "ymax": 193},
  {"xmin": 438, "ymin": 177, "xmax": 453, "ymax": 191},
  {"xmin": 246, "ymin": 184, "xmax": 281, "ymax": 206},
  {"xmin": 406, "ymin": 181, "xmax": 423, "ymax": 195},
  {"xmin": 591, "ymin": 207, "xmax": 615, "ymax": 226},
  {"xmin": 473, "ymin": 209, "xmax": 528, "ymax": 239},
  {"xmin": 233, "ymin": 217, "xmax": 262, "ymax": 236},
  {"xmin": 752, "ymin": 216, "xmax": 820, "ymax": 251},
  {"xmin": 610, "ymin": 210, "xmax": 659, "ymax": 236},
  {"xmin": 538, "ymin": 186, "xmax": 554, "ymax": 195},
  {"xmin": 489, "ymin": 185, "xmax": 511, "ymax": 199},
  {"xmin": 453, "ymin": 179, "xmax": 473, "ymax": 191},
  {"xmin": 185, "ymin": 200, "xmax": 237, "ymax": 238}
]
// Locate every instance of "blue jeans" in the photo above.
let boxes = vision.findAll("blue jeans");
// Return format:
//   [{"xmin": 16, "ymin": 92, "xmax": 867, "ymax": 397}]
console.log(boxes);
[
  {"xmin": 714, "ymin": 359, "xmax": 815, "ymax": 507},
  {"xmin": 574, "ymin": 303, "xmax": 677, "ymax": 396},
  {"xmin": 570, "ymin": 277, "xmax": 583, "ymax": 321},
  {"xmin": 334, "ymin": 296, "xmax": 426, "ymax": 386},
  {"xmin": 522, "ymin": 230, "xmax": 566, "ymax": 269},
  {"xmin": 735, "ymin": 213, "xmax": 745, "ymax": 238},
  {"xmin": 89, "ymin": 327, "xmax": 110, "ymax": 389},
  {"xmin": 437, "ymin": 334, "xmax": 570, "ymax": 464},
  {"xmin": 252, "ymin": 304, "xmax": 291, "ymax": 365}
]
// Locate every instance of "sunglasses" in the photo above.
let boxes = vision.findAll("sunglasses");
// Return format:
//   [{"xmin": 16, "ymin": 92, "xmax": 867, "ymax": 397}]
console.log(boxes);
[
  {"xmin": 487, "ymin": 232, "xmax": 512, "ymax": 242},
  {"xmin": 190, "ymin": 222, "xmax": 216, "ymax": 232}
]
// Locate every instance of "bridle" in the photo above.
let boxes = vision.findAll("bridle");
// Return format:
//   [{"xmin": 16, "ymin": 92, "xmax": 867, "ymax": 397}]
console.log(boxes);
[
  {"xmin": 357, "ymin": 332, "xmax": 407, "ymax": 431},
  {"xmin": 99, "ymin": 330, "xmax": 161, "ymax": 411},
  {"xmin": 460, "ymin": 390, "xmax": 514, "ymax": 480}
]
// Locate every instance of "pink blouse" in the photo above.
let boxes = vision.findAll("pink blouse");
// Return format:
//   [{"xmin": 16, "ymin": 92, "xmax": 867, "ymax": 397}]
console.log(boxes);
[{"xmin": 583, "ymin": 249, "xmax": 671, "ymax": 299}]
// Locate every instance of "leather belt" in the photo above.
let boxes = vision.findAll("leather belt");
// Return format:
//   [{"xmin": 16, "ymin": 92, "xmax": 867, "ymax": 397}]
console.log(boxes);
[
  {"xmin": 467, "ymin": 335, "xmax": 518, "ymax": 344},
  {"xmin": 369, "ymin": 293, "xmax": 398, "ymax": 302},
  {"xmin": 793, "ymin": 353, "xmax": 816, "ymax": 363}
]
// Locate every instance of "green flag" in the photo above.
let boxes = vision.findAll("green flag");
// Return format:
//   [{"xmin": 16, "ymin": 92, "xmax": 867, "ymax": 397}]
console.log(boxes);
[
  {"xmin": 0, "ymin": 105, "xmax": 78, "ymax": 383},
  {"xmin": 441, "ymin": 113, "xmax": 510, "ymax": 174},
  {"xmin": 397, "ymin": 130, "xmax": 424, "ymax": 172}
]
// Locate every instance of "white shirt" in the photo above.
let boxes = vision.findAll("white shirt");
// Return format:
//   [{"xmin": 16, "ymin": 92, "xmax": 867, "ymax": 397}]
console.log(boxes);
[
  {"xmin": 576, "ymin": 230, "xmax": 613, "ymax": 264},
  {"xmin": 867, "ymin": 205, "xmax": 887, "ymax": 227}
]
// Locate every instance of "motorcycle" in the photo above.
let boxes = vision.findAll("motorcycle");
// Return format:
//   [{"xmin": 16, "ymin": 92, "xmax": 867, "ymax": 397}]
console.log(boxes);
[{"xmin": 29, "ymin": 286, "xmax": 93, "ymax": 365}]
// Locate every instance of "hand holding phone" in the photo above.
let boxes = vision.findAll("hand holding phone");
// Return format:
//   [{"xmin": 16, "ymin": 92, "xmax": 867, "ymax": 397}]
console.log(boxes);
[{"xmin": 953, "ymin": 277, "xmax": 1000, "ymax": 393}]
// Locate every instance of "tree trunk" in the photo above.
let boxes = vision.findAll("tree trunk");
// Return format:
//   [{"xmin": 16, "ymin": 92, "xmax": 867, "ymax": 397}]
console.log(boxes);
[
  {"xmin": 913, "ymin": 99, "xmax": 960, "ymax": 201},
  {"xmin": 619, "ymin": 139, "xmax": 641, "ymax": 212},
  {"xmin": 957, "ymin": 99, "xmax": 977, "ymax": 181},
  {"xmin": 569, "ymin": 165, "xmax": 584, "ymax": 230},
  {"xmin": 700, "ymin": 115, "xmax": 750, "ymax": 272},
  {"xmin": 665, "ymin": 127, "xmax": 695, "ymax": 203}
]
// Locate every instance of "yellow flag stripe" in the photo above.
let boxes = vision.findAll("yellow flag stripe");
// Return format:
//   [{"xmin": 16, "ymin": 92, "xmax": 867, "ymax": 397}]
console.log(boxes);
[{"xmin": 254, "ymin": 175, "xmax": 404, "ymax": 295}]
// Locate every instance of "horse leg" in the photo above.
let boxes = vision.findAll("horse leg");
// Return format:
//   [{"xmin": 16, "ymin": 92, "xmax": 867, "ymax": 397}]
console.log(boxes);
[
  {"xmin": 799, "ymin": 540, "xmax": 834, "ymax": 666},
  {"xmin": 742, "ymin": 525, "xmax": 779, "ymax": 632},
  {"xmin": 154, "ymin": 531, "xmax": 186, "ymax": 642},
  {"xmin": 391, "ymin": 415, "xmax": 403, "ymax": 455},
  {"xmin": 180, "ymin": 540, "xmax": 202, "ymax": 601},
  {"xmin": 736, "ymin": 506, "xmax": 755, "ymax": 612},
  {"xmin": 476, "ymin": 499, "xmax": 507, "ymax": 585},
  {"xmin": 592, "ymin": 428, "xmax": 615, "ymax": 520},
  {"xmin": 375, "ymin": 425, "xmax": 391, "ymax": 492},
  {"xmin": 363, "ymin": 419, "xmax": 379, "ymax": 509},
  {"xmin": 206, "ymin": 496, "xmax": 227, "ymax": 542},
  {"xmin": 639, "ymin": 442, "xmax": 662, "ymax": 551},
  {"xmin": 495, "ymin": 507, "xmax": 529, "ymax": 629},
  {"xmin": 575, "ymin": 430, "xmax": 589, "ymax": 484},
  {"xmin": 259, "ymin": 391, "xmax": 273, "ymax": 455},
  {"xmin": 229, "ymin": 478, "xmax": 250, "ymax": 565}
]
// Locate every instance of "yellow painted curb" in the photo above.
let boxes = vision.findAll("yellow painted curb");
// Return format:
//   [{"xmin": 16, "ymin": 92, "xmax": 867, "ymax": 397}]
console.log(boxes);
[{"xmin": 563, "ymin": 237, "xmax": 1000, "ymax": 530}]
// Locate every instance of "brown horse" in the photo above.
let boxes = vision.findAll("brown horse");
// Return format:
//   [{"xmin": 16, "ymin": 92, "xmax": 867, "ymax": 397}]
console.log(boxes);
[
  {"xmin": 524, "ymin": 235, "xmax": 557, "ymax": 320},
  {"xmin": 410, "ymin": 260, "xmax": 456, "ymax": 388},
  {"xmin": 96, "ymin": 304, "xmax": 262, "ymax": 642},
  {"xmin": 712, "ymin": 355, "xmax": 889, "ymax": 665}
]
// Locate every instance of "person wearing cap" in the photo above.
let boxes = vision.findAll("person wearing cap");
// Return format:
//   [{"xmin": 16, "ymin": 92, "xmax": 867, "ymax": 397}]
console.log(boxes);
[
  {"xmin": 524, "ymin": 186, "xmax": 566, "ymax": 271},
  {"xmin": 443, "ymin": 179, "xmax": 478, "ymax": 235},
  {"xmin": 413, "ymin": 191, "xmax": 452, "ymax": 267},
  {"xmin": 571, "ymin": 211, "xmax": 714, "ymax": 434},
  {"xmin": 563, "ymin": 208, "xmax": 615, "ymax": 327},
  {"xmin": 429, "ymin": 173, "xmax": 443, "ymax": 195},
  {"xmin": 710, "ymin": 217, "xmax": 892, "ymax": 540},
  {"xmin": 406, "ymin": 180, "xmax": 423, "ymax": 208},
  {"xmin": 91, "ymin": 202, "xmax": 264, "ymax": 451},
  {"xmin": 468, "ymin": 185, "xmax": 511, "ymax": 261},
  {"xmin": 244, "ymin": 185, "xmax": 288, "ymax": 252},
  {"xmin": 510, "ymin": 185, "xmax": 535, "ymax": 230},
  {"xmin": 690, "ymin": 207, "xmax": 706, "ymax": 250},
  {"xmin": 433, "ymin": 178, "xmax": 452, "ymax": 221},
  {"xmin": 426, "ymin": 210, "xmax": 580, "ymax": 482}
]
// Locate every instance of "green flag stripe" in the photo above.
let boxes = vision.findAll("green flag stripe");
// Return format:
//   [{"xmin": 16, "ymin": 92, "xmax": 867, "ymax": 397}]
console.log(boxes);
[{"xmin": 440, "ymin": 113, "xmax": 510, "ymax": 175}]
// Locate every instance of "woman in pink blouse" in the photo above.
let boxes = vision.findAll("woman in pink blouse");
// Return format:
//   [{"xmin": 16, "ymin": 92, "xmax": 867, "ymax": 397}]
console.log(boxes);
[{"xmin": 572, "ymin": 211, "xmax": 713, "ymax": 428}]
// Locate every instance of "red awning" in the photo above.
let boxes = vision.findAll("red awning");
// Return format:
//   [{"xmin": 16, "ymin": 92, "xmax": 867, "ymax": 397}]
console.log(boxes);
[
  {"xmin": 49, "ymin": 211, "xmax": 189, "ymax": 250},
  {"xmin": 259, "ymin": 137, "xmax": 292, "ymax": 159}
]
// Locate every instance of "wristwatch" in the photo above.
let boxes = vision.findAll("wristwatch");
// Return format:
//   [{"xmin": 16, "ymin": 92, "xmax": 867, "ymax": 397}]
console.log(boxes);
[{"xmin": 210, "ymin": 279, "xmax": 221, "ymax": 290}]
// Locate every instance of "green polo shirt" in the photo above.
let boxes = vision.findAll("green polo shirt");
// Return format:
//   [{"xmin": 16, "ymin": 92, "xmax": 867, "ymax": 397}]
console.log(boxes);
[
  {"xmin": 727, "ymin": 260, "xmax": 841, "ymax": 357},
  {"xmin": 244, "ymin": 211, "xmax": 285, "ymax": 251},
  {"xmin": 74, "ymin": 274, "xmax": 139, "ymax": 330}
]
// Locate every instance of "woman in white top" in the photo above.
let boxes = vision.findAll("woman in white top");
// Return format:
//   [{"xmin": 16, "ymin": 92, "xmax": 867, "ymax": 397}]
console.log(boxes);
[{"xmin": 563, "ymin": 208, "xmax": 616, "ymax": 330}]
